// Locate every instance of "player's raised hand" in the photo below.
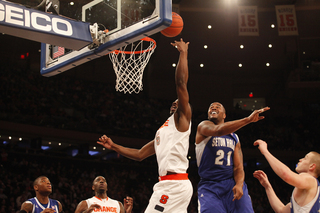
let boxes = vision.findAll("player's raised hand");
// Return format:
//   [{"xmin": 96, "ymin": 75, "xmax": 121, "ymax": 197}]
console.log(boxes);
[
  {"xmin": 97, "ymin": 135, "xmax": 114, "ymax": 150},
  {"xmin": 123, "ymin": 196, "xmax": 133, "ymax": 213},
  {"xmin": 232, "ymin": 184, "xmax": 243, "ymax": 201},
  {"xmin": 253, "ymin": 139, "xmax": 269, "ymax": 155},
  {"xmin": 87, "ymin": 204, "xmax": 102, "ymax": 213},
  {"xmin": 247, "ymin": 106, "xmax": 270, "ymax": 123},
  {"xmin": 253, "ymin": 170, "xmax": 271, "ymax": 189},
  {"xmin": 171, "ymin": 38, "xmax": 189, "ymax": 53}
]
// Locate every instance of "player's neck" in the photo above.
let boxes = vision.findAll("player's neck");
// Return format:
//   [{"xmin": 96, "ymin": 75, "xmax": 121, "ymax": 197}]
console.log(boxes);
[
  {"xmin": 36, "ymin": 194, "xmax": 49, "ymax": 204},
  {"xmin": 210, "ymin": 118, "xmax": 223, "ymax": 125},
  {"xmin": 95, "ymin": 192, "xmax": 108, "ymax": 199}
]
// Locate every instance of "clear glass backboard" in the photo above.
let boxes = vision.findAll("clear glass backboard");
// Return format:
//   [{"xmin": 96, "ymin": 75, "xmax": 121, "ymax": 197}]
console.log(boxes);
[{"xmin": 6, "ymin": 0, "xmax": 172, "ymax": 76}]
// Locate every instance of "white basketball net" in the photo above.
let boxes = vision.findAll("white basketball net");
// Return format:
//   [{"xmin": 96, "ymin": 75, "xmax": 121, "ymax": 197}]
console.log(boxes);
[{"xmin": 109, "ymin": 37, "xmax": 156, "ymax": 94}]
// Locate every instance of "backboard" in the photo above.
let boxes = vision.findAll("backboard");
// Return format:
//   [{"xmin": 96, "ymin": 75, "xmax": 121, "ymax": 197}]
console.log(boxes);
[{"xmin": 39, "ymin": 0, "xmax": 172, "ymax": 77}]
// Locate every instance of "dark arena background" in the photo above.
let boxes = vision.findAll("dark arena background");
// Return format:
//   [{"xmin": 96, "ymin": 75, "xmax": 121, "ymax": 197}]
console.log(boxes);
[{"xmin": 1, "ymin": 0, "xmax": 320, "ymax": 212}]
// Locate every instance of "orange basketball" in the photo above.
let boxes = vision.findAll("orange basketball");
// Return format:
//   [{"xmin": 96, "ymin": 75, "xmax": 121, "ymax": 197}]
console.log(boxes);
[{"xmin": 161, "ymin": 12, "xmax": 184, "ymax": 37}]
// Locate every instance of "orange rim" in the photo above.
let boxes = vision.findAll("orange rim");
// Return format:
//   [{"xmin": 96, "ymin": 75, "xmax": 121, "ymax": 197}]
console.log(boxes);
[{"xmin": 112, "ymin": 37, "xmax": 156, "ymax": 55}]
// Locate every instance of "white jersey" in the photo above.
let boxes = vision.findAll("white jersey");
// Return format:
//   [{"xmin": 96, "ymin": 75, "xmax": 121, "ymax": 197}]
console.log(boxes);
[
  {"xmin": 290, "ymin": 184, "xmax": 320, "ymax": 213},
  {"xmin": 86, "ymin": 196, "xmax": 121, "ymax": 213},
  {"xmin": 154, "ymin": 114, "xmax": 191, "ymax": 176}
]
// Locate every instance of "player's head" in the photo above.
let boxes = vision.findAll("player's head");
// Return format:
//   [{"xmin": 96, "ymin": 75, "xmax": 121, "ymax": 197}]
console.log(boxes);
[
  {"xmin": 207, "ymin": 102, "xmax": 226, "ymax": 123},
  {"xmin": 296, "ymin": 152, "xmax": 320, "ymax": 177},
  {"xmin": 92, "ymin": 176, "xmax": 108, "ymax": 194},
  {"xmin": 33, "ymin": 176, "xmax": 52, "ymax": 196},
  {"xmin": 170, "ymin": 99, "xmax": 179, "ymax": 115}
]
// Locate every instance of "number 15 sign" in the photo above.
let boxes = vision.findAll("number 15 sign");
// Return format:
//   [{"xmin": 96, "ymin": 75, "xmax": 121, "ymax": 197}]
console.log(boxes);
[
  {"xmin": 238, "ymin": 6, "xmax": 259, "ymax": 36},
  {"xmin": 275, "ymin": 5, "xmax": 299, "ymax": 36}
]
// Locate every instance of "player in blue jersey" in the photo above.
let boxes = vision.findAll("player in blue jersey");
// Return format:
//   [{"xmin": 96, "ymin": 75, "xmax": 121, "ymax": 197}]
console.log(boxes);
[
  {"xmin": 19, "ymin": 176, "xmax": 62, "ymax": 213},
  {"xmin": 254, "ymin": 139, "xmax": 320, "ymax": 213},
  {"xmin": 195, "ymin": 102, "xmax": 270, "ymax": 213}
]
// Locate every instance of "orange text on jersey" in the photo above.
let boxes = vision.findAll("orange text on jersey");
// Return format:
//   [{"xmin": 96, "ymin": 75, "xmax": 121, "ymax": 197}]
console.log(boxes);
[
  {"xmin": 158, "ymin": 120, "xmax": 169, "ymax": 130},
  {"xmin": 93, "ymin": 206, "xmax": 117, "ymax": 212}
]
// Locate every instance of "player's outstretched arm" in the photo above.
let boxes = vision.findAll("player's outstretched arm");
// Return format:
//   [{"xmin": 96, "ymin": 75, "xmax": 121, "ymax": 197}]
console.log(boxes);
[
  {"xmin": 232, "ymin": 141, "xmax": 244, "ymax": 201},
  {"xmin": 254, "ymin": 139, "xmax": 315, "ymax": 189},
  {"xmin": 253, "ymin": 170, "xmax": 290, "ymax": 213},
  {"xmin": 196, "ymin": 107, "xmax": 270, "ymax": 141},
  {"xmin": 75, "ymin": 200, "xmax": 101, "ymax": 213},
  {"xmin": 97, "ymin": 135, "xmax": 155, "ymax": 161},
  {"xmin": 171, "ymin": 38, "xmax": 191, "ymax": 132}
]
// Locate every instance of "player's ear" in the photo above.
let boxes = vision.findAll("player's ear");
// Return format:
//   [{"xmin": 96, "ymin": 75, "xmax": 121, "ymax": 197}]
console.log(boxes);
[
  {"xmin": 310, "ymin": 163, "xmax": 316, "ymax": 172},
  {"xmin": 34, "ymin": 185, "xmax": 38, "ymax": 191}
]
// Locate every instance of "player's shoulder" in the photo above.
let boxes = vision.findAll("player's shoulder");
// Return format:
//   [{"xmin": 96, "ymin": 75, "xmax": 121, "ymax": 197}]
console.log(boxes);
[
  {"xmin": 21, "ymin": 200, "xmax": 34, "ymax": 212},
  {"xmin": 197, "ymin": 120, "xmax": 212, "ymax": 128},
  {"xmin": 298, "ymin": 172, "xmax": 316, "ymax": 179}
]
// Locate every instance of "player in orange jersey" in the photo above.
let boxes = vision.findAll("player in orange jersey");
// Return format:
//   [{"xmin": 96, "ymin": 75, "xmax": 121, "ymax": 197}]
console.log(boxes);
[
  {"xmin": 74, "ymin": 176, "xmax": 133, "ymax": 213},
  {"xmin": 98, "ymin": 39, "xmax": 193, "ymax": 213}
]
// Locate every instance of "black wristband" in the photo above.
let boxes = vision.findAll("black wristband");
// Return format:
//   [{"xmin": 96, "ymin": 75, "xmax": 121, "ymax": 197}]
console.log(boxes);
[{"xmin": 18, "ymin": 210, "xmax": 28, "ymax": 213}]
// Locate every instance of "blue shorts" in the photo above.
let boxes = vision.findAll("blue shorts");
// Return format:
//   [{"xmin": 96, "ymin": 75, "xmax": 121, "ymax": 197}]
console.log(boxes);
[{"xmin": 198, "ymin": 178, "xmax": 254, "ymax": 213}]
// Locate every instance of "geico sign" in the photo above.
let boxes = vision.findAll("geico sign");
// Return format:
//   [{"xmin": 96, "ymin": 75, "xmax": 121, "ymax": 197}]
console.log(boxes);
[{"xmin": 0, "ymin": 3, "xmax": 73, "ymax": 36}]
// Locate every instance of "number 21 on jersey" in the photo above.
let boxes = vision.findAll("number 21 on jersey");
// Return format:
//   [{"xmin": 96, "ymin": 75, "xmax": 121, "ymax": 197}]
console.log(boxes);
[{"xmin": 215, "ymin": 150, "xmax": 232, "ymax": 166}]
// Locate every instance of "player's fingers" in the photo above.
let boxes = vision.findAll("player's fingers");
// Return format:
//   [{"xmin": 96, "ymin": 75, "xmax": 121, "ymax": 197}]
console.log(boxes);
[
  {"xmin": 97, "ymin": 141, "xmax": 104, "ymax": 146},
  {"xmin": 262, "ymin": 106, "xmax": 270, "ymax": 111}
]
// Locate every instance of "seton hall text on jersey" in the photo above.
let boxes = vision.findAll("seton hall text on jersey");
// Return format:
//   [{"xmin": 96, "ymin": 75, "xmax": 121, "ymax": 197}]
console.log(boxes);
[{"xmin": 212, "ymin": 137, "xmax": 235, "ymax": 150}]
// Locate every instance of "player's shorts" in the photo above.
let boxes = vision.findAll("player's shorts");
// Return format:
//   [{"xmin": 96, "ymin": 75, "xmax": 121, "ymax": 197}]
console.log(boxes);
[
  {"xmin": 198, "ymin": 178, "xmax": 254, "ymax": 213},
  {"xmin": 144, "ymin": 173, "xmax": 193, "ymax": 213}
]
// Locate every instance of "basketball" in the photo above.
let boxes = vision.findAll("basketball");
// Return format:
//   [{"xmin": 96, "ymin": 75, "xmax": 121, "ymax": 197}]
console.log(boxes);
[{"xmin": 161, "ymin": 12, "xmax": 184, "ymax": 37}]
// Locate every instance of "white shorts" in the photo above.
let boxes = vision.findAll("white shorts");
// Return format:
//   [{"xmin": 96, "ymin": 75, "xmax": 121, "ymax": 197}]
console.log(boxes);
[{"xmin": 144, "ymin": 174, "xmax": 193, "ymax": 213}]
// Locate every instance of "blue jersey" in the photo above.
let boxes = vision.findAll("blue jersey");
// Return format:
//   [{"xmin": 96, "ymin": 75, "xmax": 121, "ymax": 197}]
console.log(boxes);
[
  {"xmin": 26, "ymin": 197, "xmax": 60, "ymax": 213},
  {"xmin": 290, "ymin": 178, "xmax": 320, "ymax": 213},
  {"xmin": 196, "ymin": 133, "xmax": 238, "ymax": 181},
  {"xmin": 196, "ymin": 133, "xmax": 254, "ymax": 213}
]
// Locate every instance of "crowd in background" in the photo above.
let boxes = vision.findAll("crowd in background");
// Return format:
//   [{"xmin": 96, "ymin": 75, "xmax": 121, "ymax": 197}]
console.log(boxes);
[
  {"xmin": 0, "ymin": 61, "xmax": 320, "ymax": 212},
  {"xmin": 1, "ymin": 63, "xmax": 319, "ymax": 150}
]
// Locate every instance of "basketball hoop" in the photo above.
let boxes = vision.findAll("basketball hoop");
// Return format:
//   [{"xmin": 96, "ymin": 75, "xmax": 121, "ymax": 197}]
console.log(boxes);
[{"xmin": 109, "ymin": 37, "xmax": 156, "ymax": 94}]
